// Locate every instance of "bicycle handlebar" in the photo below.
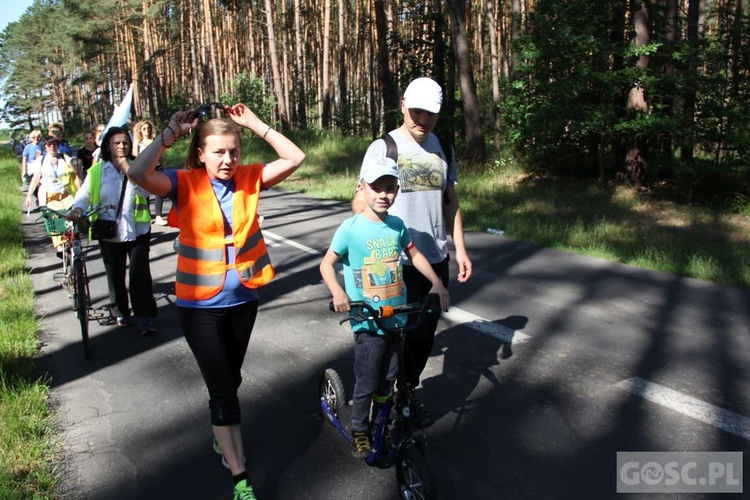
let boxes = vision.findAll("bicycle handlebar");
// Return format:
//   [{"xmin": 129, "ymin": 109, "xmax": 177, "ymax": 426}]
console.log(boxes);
[
  {"xmin": 329, "ymin": 294, "xmax": 440, "ymax": 332},
  {"xmin": 39, "ymin": 203, "xmax": 117, "ymax": 220}
]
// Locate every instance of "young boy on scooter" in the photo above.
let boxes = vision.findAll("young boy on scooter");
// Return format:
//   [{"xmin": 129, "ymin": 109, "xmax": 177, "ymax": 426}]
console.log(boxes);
[{"xmin": 319, "ymin": 156, "xmax": 450, "ymax": 458}]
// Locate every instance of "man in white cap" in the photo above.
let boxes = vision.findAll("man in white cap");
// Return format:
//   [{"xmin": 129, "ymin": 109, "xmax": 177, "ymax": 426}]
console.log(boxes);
[{"xmin": 353, "ymin": 77, "xmax": 472, "ymax": 428}]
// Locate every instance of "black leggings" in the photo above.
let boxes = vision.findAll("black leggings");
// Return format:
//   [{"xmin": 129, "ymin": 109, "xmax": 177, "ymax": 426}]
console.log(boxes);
[{"xmin": 179, "ymin": 300, "xmax": 259, "ymax": 426}]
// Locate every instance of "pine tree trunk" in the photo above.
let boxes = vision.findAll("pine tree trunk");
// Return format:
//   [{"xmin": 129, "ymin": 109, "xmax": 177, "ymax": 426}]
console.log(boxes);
[
  {"xmin": 294, "ymin": 0, "xmax": 307, "ymax": 128},
  {"xmin": 447, "ymin": 0, "xmax": 486, "ymax": 163},
  {"xmin": 264, "ymin": 0, "xmax": 288, "ymax": 128},
  {"xmin": 374, "ymin": 0, "xmax": 398, "ymax": 133}
]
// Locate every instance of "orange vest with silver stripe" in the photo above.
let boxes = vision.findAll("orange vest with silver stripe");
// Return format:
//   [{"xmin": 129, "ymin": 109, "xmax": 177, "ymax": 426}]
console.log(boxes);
[{"xmin": 172, "ymin": 166, "xmax": 274, "ymax": 301}]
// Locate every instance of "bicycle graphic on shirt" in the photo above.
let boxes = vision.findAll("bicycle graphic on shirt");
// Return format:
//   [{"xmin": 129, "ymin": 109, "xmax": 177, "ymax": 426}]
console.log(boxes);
[{"xmin": 398, "ymin": 159, "xmax": 444, "ymax": 192}]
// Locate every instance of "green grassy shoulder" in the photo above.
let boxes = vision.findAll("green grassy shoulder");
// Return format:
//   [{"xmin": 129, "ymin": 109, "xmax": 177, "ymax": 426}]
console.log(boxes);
[
  {"xmin": 274, "ymin": 131, "xmax": 750, "ymax": 290},
  {"xmin": 0, "ymin": 147, "xmax": 57, "ymax": 499}
]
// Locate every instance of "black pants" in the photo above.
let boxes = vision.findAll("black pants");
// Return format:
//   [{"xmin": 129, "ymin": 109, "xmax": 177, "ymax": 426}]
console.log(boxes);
[
  {"xmin": 152, "ymin": 164, "xmax": 165, "ymax": 218},
  {"xmin": 351, "ymin": 332, "xmax": 398, "ymax": 432},
  {"xmin": 98, "ymin": 232, "xmax": 157, "ymax": 318},
  {"xmin": 402, "ymin": 256, "xmax": 449, "ymax": 387},
  {"xmin": 179, "ymin": 301, "xmax": 259, "ymax": 426},
  {"xmin": 153, "ymin": 196, "xmax": 164, "ymax": 218}
]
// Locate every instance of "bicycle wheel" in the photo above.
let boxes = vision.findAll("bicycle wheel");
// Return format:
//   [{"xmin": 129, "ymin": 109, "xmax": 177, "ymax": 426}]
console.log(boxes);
[
  {"xmin": 396, "ymin": 444, "xmax": 437, "ymax": 500},
  {"xmin": 319, "ymin": 368, "xmax": 346, "ymax": 425},
  {"xmin": 74, "ymin": 259, "xmax": 91, "ymax": 359}
]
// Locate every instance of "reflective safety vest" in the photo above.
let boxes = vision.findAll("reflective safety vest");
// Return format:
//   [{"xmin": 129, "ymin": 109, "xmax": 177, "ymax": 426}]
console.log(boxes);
[
  {"xmin": 171, "ymin": 165, "xmax": 274, "ymax": 301},
  {"xmin": 87, "ymin": 161, "xmax": 150, "ymax": 239}
]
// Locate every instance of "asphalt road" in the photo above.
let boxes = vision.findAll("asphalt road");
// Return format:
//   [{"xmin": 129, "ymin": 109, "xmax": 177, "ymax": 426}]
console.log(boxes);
[{"xmin": 22, "ymin": 187, "xmax": 750, "ymax": 500}]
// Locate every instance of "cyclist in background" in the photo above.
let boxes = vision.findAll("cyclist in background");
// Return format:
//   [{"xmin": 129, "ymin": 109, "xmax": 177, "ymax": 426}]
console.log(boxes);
[{"xmin": 25, "ymin": 135, "xmax": 82, "ymax": 253}]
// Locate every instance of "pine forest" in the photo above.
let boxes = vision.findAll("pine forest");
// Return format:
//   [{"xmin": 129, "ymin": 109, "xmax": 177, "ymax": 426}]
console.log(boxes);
[{"xmin": 1, "ymin": 0, "xmax": 749, "ymax": 192}]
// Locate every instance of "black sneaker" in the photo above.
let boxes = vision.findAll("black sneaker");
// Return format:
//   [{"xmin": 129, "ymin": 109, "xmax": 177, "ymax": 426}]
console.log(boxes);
[
  {"xmin": 350, "ymin": 430, "xmax": 372, "ymax": 458},
  {"xmin": 411, "ymin": 402, "xmax": 435, "ymax": 428}
]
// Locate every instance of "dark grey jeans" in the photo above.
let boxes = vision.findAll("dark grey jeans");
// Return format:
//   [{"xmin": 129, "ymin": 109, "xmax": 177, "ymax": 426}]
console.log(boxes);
[{"xmin": 351, "ymin": 331, "xmax": 399, "ymax": 432}]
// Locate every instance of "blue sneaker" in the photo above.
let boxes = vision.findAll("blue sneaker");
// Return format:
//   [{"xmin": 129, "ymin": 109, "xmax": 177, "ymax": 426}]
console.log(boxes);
[
  {"xmin": 116, "ymin": 316, "xmax": 131, "ymax": 327},
  {"xmin": 233, "ymin": 479, "xmax": 256, "ymax": 500},
  {"xmin": 138, "ymin": 317, "xmax": 156, "ymax": 336}
]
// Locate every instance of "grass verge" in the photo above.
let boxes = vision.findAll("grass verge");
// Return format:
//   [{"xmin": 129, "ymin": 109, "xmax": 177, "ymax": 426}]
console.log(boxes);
[
  {"xmin": 0, "ymin": 148, "xmax": 57, "ymax": 499},
  {"xmin": 277, "ymin": 139, "xmax": 750, "ymax": 289}
]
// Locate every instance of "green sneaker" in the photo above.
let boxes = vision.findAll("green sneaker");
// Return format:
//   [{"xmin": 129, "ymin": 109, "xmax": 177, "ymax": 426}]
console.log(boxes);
[
  {"xmin": 233, "ymin": 479, "xmax": 257, "ymax": 500},
  {"xmin": 350, "ymin": 430, "xmax": 371, "ymax": 458}
]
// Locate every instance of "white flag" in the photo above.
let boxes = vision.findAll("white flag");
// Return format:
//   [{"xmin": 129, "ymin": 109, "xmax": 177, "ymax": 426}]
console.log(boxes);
[{"xmin": 99, "ymin": 83, "xmax": 134, "ymax": 143}]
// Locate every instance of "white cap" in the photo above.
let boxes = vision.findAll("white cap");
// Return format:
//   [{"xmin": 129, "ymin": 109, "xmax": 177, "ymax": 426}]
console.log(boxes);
[
  {"xmin": 403, "ymin": 77, "xmax": 443, "ymax": 113},
  {"xmin": 360, "ymin": 156, "xmax": 399, "ymax": 184}
]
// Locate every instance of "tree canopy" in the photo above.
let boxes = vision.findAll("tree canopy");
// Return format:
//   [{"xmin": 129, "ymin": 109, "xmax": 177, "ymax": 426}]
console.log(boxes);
[{"xmin": 1, "ymin": 0, "xmax": 748, "ymax": 193}]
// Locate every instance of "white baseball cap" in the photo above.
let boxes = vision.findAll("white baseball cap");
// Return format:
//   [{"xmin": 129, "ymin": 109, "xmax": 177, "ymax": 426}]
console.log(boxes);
[
  {"xmin": 403, "ymin": 77, "xmax": 443, "ymax": 114},
  {"xmin": 360, "ymin": 156, "xmax": 399, "ymax": 184}
]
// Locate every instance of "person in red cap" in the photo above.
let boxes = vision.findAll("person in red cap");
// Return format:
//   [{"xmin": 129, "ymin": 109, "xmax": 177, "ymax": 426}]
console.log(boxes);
[{"xmin": 25, "ymin": 135, "xmax": 82, "ymax": 251}]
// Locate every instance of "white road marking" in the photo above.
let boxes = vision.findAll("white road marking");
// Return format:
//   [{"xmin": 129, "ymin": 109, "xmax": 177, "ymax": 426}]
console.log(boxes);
[
  {"xmin": 264, "ymin": 231, "xmax": 527, "ymax": 345},
  {"xmin": 443, "ymin": 307, "xmax": 531, "ymax": 344},
  {"xmin": 263, "ymin": 230, "xmax": 321, "ymax": 255},
  {"xmin": 614, "ymin": 377, "xmax": 750, "ymax": 441}
]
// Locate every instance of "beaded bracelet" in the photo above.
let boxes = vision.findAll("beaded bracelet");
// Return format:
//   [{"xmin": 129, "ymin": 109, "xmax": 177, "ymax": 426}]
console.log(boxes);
[
  {"xmin": 166, "ymin": 123, "xmax": 180, "ymax": 141},
  {"xmin": 160, "ymin": 123, "xmax": 181, "ymax": 149},
  {"xmin": 159, "ymin": 131, "xmax": 172, "ymax": 149}
]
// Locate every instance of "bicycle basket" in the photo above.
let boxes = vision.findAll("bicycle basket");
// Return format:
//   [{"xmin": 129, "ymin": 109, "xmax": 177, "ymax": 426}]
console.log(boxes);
[{"xmin": 42, "ymin": 211, "xmax": 70, "ymax": 236}]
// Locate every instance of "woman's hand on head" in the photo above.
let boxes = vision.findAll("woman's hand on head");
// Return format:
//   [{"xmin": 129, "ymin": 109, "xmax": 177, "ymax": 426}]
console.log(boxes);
[{"xmin": 226, "ymin": 103, "xmax": 260, "ymax": 128}]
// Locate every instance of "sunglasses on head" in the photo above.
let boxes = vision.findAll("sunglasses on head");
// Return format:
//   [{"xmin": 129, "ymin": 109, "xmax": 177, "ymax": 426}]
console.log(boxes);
[
  {"xmin": 192, "ymin": 102, "xmax": 226, "ymax": 121},
  {"xmin": 50, "ymin": 129, "xmax": 61, "ymax": 135}
]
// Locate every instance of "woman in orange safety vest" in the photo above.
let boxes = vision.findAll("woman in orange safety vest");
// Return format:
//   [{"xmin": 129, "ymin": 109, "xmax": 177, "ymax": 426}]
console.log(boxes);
[{"xmin": 128, "ymin": 103, "xmax": 305, "ymax": 500}]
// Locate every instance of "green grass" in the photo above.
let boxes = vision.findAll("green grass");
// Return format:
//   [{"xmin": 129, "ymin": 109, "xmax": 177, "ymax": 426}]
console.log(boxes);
[
  {"xmin": 276, "ymin": 137, "xmax": 750, "ymax": 289},
  {"xmin": 1, "ymin": 131, "xmax": 750, "ymax": 497},
  {"xmin": 0, "ymin": 146, "xmax": 57, "ymax": 499}
]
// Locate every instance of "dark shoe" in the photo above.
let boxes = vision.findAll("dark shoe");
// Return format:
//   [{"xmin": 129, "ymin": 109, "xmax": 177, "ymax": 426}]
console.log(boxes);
[
  {"xmin": 350, "ymin": 430, "xmax": 371, "ymax": 458},
  {"xmin": 138, "ymin": 317, "xmax": 156, "ymax": 336},
  {"xmin": 116, "ymin": 316, "xmax": 132, "ymax": 327},
  {"xmin": 411, "ymin": 402, "xmax": 435, "ymax": 428}
]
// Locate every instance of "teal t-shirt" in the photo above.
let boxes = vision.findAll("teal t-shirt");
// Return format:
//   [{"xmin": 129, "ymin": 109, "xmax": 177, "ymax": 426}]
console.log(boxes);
[{"xmin": 330, "ymin": 213, "xmax": 412, "ymax": 334}]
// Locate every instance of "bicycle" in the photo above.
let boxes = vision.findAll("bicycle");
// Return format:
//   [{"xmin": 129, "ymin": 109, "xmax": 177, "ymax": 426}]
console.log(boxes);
[
  {"xmin": 319, "ymin": 293, "xmax": 439, "ymax": 500},
  {"xmin": 39, "ymin": 204, "xmax": 115, "ymax": 359}
]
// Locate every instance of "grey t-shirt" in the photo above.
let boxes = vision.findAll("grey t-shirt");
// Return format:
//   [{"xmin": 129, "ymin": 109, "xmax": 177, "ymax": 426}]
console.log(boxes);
[{"xmin": 361, "ymin": 130, "xmax": 458, "ymax": 265}]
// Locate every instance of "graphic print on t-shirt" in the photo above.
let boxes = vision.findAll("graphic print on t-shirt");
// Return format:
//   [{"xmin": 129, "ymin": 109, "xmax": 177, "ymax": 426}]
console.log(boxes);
[
  {"xmin": 353, "ymin": 235, "xmax": 404, "ymax": 303},
  {"xmin": 398, "ymin": 152, "xmax": 445, "ymax": 193}
]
